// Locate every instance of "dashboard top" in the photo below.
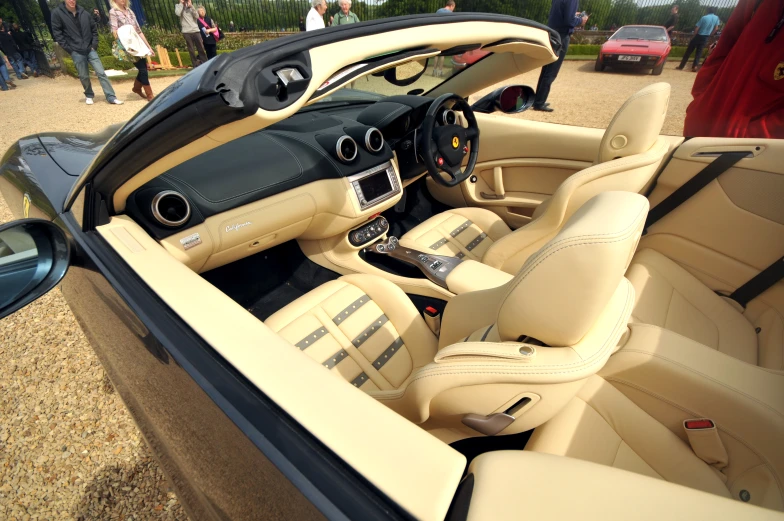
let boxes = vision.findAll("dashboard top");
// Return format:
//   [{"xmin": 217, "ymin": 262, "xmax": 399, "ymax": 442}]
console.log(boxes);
[{"xmin": 126, "ymin": 95, "xmax": 441, "ymax": 240}]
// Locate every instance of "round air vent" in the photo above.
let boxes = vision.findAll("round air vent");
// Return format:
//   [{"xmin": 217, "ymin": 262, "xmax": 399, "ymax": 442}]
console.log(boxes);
[
  {"xmin": 151, "ymin": 190, "xmax": 191, "ymax": 227},
  {"xmin": 442, "ymin": 109, "xmax": 457, "ymax": 126},
  {"xmin": 365, "ymin": 127, "xmax": 384, "ymax": 153},
  {"xmin": 336, "ymin": 135, "xmax": 358, "ymax": 163}
]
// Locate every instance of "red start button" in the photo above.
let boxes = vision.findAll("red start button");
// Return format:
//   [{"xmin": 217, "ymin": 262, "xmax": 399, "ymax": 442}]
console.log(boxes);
[{"xmin": 436, "ymin": 156, "xmax": 444, "ymax": 166}]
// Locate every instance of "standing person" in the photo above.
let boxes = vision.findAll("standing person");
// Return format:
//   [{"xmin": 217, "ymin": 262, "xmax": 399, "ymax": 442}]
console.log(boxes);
[
  {"xmin": 196, "ymin": 6, "xmax": 220, "ymax": 60},
  {"xmin": 306, "ymin": 0, "xmax": 327, "ymax": 31},
  {"xmin": 663, "ymin": 5, "xmax": 678, "ymax": 39},
  {"xmin": 432, "ymin": 1, "xmax": 455, "ymax": 77},
  {"xmin": 110, "ymin": 0, "xmax": 154, "ymax": 101},
  {"xmin": 0, "ymin": 51, "xmax": 16, "ymax": 90},
  {"xmin": 175, "ymin": 0, "xmax": 207, "ymax": 67},
  {"xmin": 10, "ymin": 23, "xmax": 40, "ymax": 77},
  {"xmin": 52, "ymin": 0, "xmax": 122, "ymax": 104},
  {"xmin": 676, "ymin": 7, "xmax": 720, "ymax": 71},
  {"xmin": 532, "ymin": 0, "xmax": 588, "ymax": 112},
  {"xmin": 684, "ymin": 0, "xmax": 783, "ymax": 138},
  {"xmin": 229, "ymin": 20, "xmax": 235, "ymax": 32},
  {"xmin": 298, "ymin": 16, "xmax": 306, "ymax": 31},
  {"xmin": 333, "ymin": 0, "xmax": 359, "ymax": 25},
  {"xmin": 0, "ymin": 21, "xmax": 27, "ymax": 80}
]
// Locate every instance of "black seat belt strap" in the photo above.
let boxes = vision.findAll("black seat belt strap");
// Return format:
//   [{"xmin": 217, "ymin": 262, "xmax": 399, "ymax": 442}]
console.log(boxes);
[
  {"xmin": 644, "ymin": 152, "xmax": 750, "ymax": 232},
  {"xmin": 729, "ymin": 256, "xmax": 784, "ymax": 308}
]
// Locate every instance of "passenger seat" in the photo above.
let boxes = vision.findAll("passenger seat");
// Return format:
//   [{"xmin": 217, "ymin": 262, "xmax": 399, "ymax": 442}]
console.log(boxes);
[{"xmin": 626, "ymin": 248, "xmax": 783, "ymax": 369}]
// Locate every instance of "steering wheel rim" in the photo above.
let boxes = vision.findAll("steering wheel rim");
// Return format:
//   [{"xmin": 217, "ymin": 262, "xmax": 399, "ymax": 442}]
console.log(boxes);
[{"xmin": 420, "ymin": 93, "xmax": 480, "ymax": 188}]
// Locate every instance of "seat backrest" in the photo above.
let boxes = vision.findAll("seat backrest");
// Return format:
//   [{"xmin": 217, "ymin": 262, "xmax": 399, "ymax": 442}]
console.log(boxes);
[
  {"xmin": 482, "ymin": 84, "xmax": 670, "ymax": 275},
  {"xmin": 597, "ymin": 82, "xmax": 671, "ymax": 164},
  {"xmin": 496, "ymin": 191, "xmax": 648, "ymax": 346}
]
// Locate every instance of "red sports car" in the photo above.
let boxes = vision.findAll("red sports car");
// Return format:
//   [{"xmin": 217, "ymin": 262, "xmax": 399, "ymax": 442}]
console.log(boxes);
[
  {"xmin": 595, "ymin": 25, "xmax": 671, "ymax": 75},
  {"xmin": 451, "ymin": 48, "xmax": 490, "ymax": 71}
]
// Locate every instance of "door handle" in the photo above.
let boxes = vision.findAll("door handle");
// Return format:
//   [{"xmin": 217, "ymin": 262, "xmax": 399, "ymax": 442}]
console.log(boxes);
[{"xmin": 480, "ymin": 166, "xmax": 506, "ymax": 200}]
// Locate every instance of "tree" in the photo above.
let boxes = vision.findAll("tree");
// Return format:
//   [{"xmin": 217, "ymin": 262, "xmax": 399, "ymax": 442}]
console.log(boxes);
[{"xmin": 608, "ymin": 0, "xmax": 636, "ymax": 27}]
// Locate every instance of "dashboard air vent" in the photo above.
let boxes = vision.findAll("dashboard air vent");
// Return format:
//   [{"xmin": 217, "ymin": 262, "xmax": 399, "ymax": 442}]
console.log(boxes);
[
  {"xmin": 336, "ymin": 135, "xmax": 358, "ymax": 163},
  {"xmin": 365, "ymin": 128, "xmax": 384, "ymax": 153},
  {"xmin": 151, "ymin": 190, "xmax": 191, "ymax": 228}
]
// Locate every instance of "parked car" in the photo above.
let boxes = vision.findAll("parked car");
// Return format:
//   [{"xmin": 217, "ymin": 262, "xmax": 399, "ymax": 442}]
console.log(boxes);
[
  {"xmin": 1, "ymin": 12, "xmax": 782, "ymax": 521},
  {"xmin": 451, "ymin": 48, "xmax": 490, "ymax": 71},
  {"xmin": 595, "ymin": 24, "xmax": 671, "ymax": 75}
]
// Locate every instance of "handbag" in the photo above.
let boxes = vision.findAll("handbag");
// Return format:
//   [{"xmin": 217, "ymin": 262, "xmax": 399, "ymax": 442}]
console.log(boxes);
[{"xmin": 112, "ymin": 39, "xmax": 132, "ymax": 62}]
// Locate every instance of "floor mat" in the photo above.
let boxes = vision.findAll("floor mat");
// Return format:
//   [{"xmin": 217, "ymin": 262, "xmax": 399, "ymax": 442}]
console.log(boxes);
[
  {"xmin": 201, "ymin": 240, "xmax": 340, "ymax": 321},
  {"xmin": 383, "ymin": 175, "xmax": 452, "ymax": 239}
]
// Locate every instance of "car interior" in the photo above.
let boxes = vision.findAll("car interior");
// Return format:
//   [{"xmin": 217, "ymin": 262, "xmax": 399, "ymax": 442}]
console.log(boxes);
[{"xmin": 86, "ymin": 19, "xmax": 784, "ymax": 521}]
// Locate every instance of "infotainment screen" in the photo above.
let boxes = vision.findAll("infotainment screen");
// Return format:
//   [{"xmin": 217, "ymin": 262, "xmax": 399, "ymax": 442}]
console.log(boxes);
[{"xmin": 357, "ymin": 170, "xmax": 393, "ymax": 202}]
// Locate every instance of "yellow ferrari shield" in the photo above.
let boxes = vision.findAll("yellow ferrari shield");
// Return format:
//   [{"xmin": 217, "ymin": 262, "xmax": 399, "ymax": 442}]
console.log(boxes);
[
  {"xmin": 452, "ymin": 136, "xmax": 459, "ymax": 149},
  {"xmin": 775, "ymin": 62, "xmax": 784, "ymax": 81},
  {"xmin": 23, "ymin": 193, "xmax": 31, "ymax": 218}
]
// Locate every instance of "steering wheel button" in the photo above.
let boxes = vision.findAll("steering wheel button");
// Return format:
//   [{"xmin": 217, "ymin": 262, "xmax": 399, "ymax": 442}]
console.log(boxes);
[{"xmin": 436, "ymin": 156, "xmax": 444, "ymax": 166}]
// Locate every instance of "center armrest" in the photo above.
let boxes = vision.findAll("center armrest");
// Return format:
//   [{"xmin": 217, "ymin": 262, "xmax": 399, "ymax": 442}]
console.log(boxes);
[{"xmin": 445, "ymin": 259, "xmax": 514, "ymax": 294}]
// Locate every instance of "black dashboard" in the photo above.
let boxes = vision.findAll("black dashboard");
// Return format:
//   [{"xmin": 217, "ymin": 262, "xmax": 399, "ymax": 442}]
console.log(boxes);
[{"xmin": 125, "ymin": 95, "xmax": 440, "ymax": 240}]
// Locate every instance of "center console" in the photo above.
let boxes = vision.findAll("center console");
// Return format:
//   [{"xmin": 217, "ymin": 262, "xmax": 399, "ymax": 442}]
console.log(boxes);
[
  {"xmin": 367, "ymin": 237, "xmax": 463, "ymax": 289},
  {"xmin": 348, "ymin": 161, "xmax": 401, "ymax": 211}
]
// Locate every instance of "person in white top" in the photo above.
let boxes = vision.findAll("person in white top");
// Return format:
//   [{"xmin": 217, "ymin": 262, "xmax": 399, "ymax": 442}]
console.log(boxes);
[{"xmin": 306, "ymin": 0, "xmax": 327, "ymax": 31}]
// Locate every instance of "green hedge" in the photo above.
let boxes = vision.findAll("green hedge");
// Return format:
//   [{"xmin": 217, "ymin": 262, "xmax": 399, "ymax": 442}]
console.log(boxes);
[{"xmin": 567, "ymin": 43, "xmax": 687, "ymax": 57}]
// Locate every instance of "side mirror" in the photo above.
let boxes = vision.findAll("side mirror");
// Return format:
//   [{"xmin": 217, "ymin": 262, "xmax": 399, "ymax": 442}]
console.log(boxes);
[
  {"xmin": 471, "ymin": 85, "xmax": 535, "ymax": 114},
  {"xmin": 0, "ymin": 219, "xmax": 70, "ymax": 319}
]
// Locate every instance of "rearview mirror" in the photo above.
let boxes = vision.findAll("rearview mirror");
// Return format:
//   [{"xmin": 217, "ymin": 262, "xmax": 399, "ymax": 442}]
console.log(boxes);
[
  {"xmin": 0, "ymin": 219, "xmax": 70, "ymax": 319},
  {"xmin": 382, "ymin": 59, "xmax": 428, "ymax": 86},
  {"xmin": 470, "ymin": 85, "xmax": 535, "ymax": 114}
]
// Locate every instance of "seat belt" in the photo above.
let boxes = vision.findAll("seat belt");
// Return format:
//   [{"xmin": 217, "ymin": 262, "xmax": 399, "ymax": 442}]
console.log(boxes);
[
  {"xmin": 644, "ymin": 151, "xmax": 750, "ymax": 232},
  {"xmin": 728, "ymin": 256, "xmax": 784, "ymax": 308}
]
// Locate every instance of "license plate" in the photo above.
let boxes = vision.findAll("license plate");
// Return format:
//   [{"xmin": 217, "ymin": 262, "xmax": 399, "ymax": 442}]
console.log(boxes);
[{"xmin": 618, "ymin": 55, "xmax": 642, "ymax": 62}]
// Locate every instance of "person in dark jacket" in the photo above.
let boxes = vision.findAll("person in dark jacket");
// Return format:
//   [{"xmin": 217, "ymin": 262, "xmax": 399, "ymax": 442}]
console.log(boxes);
[
  {"xmin": 532, "ymin": 0, "xmax": 588, "ymax": 112},
  {"xmin": 196, "ymin": 6, "xmax": 219, "ymax": 59},
  {"xmin": 0, "ymin": 18, "xmax": 28, "ymax": 80},
  {"xmin": 10, "ymin": 23, "xmax": 40, "ymax": 77},
  {"xmin": 664, "ymin": 5, "xmax": 679, "ymax": 38},
  {"xmin": 52, "ymin": 0, "xmax": 121, "ymax": 104}
]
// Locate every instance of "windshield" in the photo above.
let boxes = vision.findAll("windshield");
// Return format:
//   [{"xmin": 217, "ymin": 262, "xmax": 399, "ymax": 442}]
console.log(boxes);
[
  {"xmin": 610, "ymin": 27, "xmax": 668, "ymax": 42},
  {"xmin": 311, "ymin": 50, "xmax": 488, "ymax": 104}
]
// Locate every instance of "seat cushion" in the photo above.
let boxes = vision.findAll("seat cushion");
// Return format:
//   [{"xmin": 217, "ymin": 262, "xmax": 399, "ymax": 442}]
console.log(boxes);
[
  {"xmin": 265, "ymin": 274, "xmax": 438, "ymax": 392},
  {"xmin": 398, "ymin": 207, "xmax": 512, "ymax": 262},
  {"xmin": 526, "ymin": 375, "xmax": 732, "ymax": 499},
  {"xmin": 626, "ymin": 248, "xmax": 759, "ymax": 365}
]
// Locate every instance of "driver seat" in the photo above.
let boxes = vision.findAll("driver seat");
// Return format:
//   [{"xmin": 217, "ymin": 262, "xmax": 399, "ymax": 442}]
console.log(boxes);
[{"xmin": 399, "ymin": 82, "xmax": 671, "ymax": 275}]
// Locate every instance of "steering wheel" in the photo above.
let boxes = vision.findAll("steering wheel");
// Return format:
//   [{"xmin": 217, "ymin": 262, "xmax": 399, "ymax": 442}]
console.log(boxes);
[{"xmin": 420, "ymin": 93, "xmax": 480, "ymax": 187}]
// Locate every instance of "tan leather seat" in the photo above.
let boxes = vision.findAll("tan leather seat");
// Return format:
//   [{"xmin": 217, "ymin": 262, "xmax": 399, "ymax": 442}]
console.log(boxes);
[
  {"xmin": 267, "ymin": 191, "xmax": 647, "ymax": 434},
  {"xmin": 626, "ymin": 248, "xmax": 783, "ymax": 368},
  {"xmin": 400, "ymin": 82, "xmax": 671, "ymax": 275},
  {"xmin": 526, "ymin": 375, "xmax": 733, "ymax": 499}
]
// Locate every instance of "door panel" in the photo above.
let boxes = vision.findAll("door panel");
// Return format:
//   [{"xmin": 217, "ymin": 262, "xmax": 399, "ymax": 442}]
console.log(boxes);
[
  {"xmin": 642, "ymin": 137, "xmax": 784, "ymax": 317},
  {"xmin": 427, "ymin": 114, "xmax": 604, "ymax": 228}
]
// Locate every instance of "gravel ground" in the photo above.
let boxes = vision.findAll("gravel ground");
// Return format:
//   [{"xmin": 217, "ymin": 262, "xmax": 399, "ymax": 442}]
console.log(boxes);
[
  {"xmin": 0, "ymin": 64, "xmax": 695, "ymax": 520},
  {"xmin": 473, "ymin": 60, "xmax": 695, "ymax": 136}
]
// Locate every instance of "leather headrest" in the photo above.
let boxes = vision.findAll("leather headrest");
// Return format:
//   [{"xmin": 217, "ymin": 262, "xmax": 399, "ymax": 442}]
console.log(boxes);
[
  {"xmin": 496, "ymin": 192, "xmax": 648, "ymax": 346},
  {"xmin": 597, "ymin": 83, "xmax": 670, "ymax": 164}
]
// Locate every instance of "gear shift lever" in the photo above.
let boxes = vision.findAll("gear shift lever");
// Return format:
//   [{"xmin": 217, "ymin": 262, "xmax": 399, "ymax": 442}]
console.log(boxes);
[{"xmin": 367, "ymin": 236, "xmax": 462, "ymax": 289}]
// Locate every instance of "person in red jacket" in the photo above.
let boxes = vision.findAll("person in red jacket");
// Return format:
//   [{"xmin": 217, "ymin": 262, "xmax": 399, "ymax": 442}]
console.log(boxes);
[{"xmin": 683, "ymin": 0, "xmax": 784, "ymax": 138}]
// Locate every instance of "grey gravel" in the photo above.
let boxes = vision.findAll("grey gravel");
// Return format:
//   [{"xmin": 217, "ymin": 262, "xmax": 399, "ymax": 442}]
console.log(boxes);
[{"xmin": 0, "ymin": 66, "xmax": 695, "ymax": 520}]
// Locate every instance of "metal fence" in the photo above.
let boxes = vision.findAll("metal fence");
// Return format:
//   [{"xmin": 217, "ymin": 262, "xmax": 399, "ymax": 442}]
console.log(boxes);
[
  {"xmin": 137, "ymin": 0, "xmax": 739, "ymax": 34},
  {"xmin": 7, "ymin": 0, "xmax": 740, "ymax": 45}
]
